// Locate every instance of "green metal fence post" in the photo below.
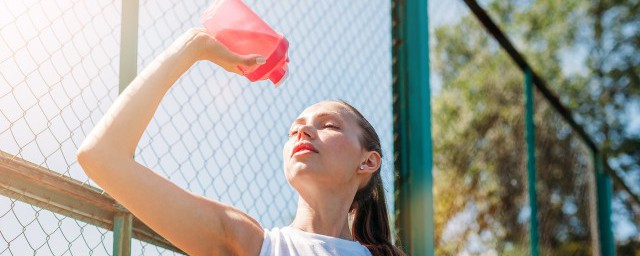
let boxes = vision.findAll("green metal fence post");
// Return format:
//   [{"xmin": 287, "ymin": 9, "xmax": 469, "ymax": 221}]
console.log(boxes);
[
  {"xmin": 392, "ymin": 0, "xmax": 434, "ymax": 255},
  {"xmin": 524, "ymin": 68, "xmax": 539, "ymax": 256},
  {"xmin": 119, "ymin": 0, "xmax": 139, "ymax": 94},
  {"xmin": 595, "ymin": 152, "xmax": 615, "ymax": 256},
  {"xmin": 114, "ymin": 0, "xmax": 139, "ymax": 255},
  {"xmin": 113, "ymin": 212, "xmax": 133, "ymax": 256}
]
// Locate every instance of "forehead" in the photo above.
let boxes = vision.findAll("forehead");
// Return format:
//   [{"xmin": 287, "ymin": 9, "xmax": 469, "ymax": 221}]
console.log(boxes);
[{"xmin": 293, "ymin": 102, "xmax": 355, "ymax": 124}]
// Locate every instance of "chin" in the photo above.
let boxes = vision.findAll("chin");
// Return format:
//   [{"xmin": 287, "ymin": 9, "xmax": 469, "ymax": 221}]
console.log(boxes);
[
  {"xmin": 287, "ymin": 163, "xmax": 313, "ymax": 175},
  {"xmin": 285, "ymin": 163, "xmax": 318, "ymax": 184}
]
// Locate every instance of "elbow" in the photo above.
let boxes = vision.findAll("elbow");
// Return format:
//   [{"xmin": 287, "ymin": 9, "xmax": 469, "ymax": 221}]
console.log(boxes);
[
  {"xmin": 76, "ymin": 139, "xmax": 99, "ymax": 162},
  {"xmin": 76, "ymin": 147, "xmax": 92, "ymax": 165},
  {"xmin": 76, "ymin": 145, "xmax": 132, "ymax": 177},
  {"xmin": 76, "ymin": 146, "xmax": 99, "ymax": 177},
  {"xmin": 76, "ymin": 136, "xmax": 100, "ymax": 164},
  {"xmin": 76, "ymin": 143, "xmax": 113, "ymax": 177}
]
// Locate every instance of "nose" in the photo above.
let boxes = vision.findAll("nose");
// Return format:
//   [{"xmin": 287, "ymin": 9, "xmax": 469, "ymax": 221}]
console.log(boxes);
[{"xmin": 296, "ymin": 125, "xmax": 314, "ymax": 141}]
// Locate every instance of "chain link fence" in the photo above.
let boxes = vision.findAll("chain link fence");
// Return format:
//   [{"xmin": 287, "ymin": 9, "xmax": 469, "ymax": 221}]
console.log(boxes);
[
  {"xmin": 4, "ymin": 0, "xmax": 637, "ymax": 255},
  {"xmin": 429, "ymin": 2, "xmax": 532, "ymax": 253},
  {"xmin": 534, "ymin": 91, "xmax": 599, "ymax": 255},
  {"xmin": 1, "ymin": 0, "xmax": 393, "ymax": 255},
  {"xmin": 475, "ymin": 1, "xmax": 640, "ymax": 252},
  {"xmin": 430, "ymin": 0, "xmax": 639, "ymax": 255},
  {"xmin": 1, "ymin": 0, "xmax": 120, "ymax": 254}
]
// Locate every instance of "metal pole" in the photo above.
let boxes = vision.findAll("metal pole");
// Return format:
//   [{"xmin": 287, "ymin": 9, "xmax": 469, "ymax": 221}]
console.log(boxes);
[
  {"xmin": 119, "ymin": 0, "xmax": 139, "ymax": 93},
  {"xmin": 114, "ymin": 0, "xmax": 139, "ymax": 255},
  {"xmin": 524, "ymin": 68, "xmax": 539, "ymax": 256},
  {"xmin": 392, "ymin": 0, "xmax": 434, "ymax": 254},
  {"xmin": 595, "ymin": 152, "xmax": 615, "ymax": 256},
  {"xmin": 113, "ymin": 212, "xmax": 133, "ymax": 256}
]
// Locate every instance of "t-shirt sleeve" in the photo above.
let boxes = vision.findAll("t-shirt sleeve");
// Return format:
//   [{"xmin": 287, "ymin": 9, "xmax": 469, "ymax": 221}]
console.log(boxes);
[{"xmin": 258, "ymin": 228, "xmax": 271, "ymax": 256}]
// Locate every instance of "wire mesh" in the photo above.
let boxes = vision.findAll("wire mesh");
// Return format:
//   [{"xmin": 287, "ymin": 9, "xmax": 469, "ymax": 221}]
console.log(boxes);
[
  {"xmin": 0, "ymin": 195, "xmax": 113, "ymax": 255},
  {"xmin": 534, "ymin": 90, "xmax": 599, "ymax": 255},
  {"xmin": 483, "ymin": 4, "xmax": 640, "ymax": 251},
  {"xmin": 5, "ymin": 0, "xmax": 631, "ymax": 254},
  {"xmin": 134, "ymin": 0, "xmax": 393, "ymax": 237},
  {"xmin": 1, "ymin": 0, "xmax": 394, "ymax": 254},
  {"xmin": 612, "ymin": 186, "xmax": 640, "ymax": 254},
  {"xmin": 428, "ymin": 0, "xmax": 640, "ymax": 254},
  {"xmin": 131, "ymin": 239, "xmax": 179, "ymax": 256},
  {"xmin": 0, "ymin": 0, "xmax": 120, "ymax": 254},
  {"xmin": 429, "ymin": 1, "xmax": 531, "ymax": 254},
  {"xmin": 0, "ymin": 0, "xmax": 120, "ymax": 184}
]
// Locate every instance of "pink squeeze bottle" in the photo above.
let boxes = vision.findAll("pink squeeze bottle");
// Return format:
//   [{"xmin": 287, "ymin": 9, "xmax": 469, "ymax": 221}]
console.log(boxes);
[{"xmin": 200, "ymin": 0, "xmax": 290, "ymax": 87}]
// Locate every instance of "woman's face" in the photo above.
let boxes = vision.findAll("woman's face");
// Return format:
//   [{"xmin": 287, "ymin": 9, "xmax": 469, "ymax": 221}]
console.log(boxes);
[{"xmin": 282, "ymin": 101, "xmax": 365, "ymax": 194}]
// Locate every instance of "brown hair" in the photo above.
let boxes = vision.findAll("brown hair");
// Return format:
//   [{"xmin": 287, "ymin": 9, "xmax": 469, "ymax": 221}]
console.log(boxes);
[{"xmin": 333, "ymin": 100, "xmax": 407, "ymax": 256}]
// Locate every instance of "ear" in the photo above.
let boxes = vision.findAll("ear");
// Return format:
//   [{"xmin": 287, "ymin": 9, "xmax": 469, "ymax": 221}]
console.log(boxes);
[{"xmin": 357, "ymin": 151, "xmax": 381, "ymax": 175}]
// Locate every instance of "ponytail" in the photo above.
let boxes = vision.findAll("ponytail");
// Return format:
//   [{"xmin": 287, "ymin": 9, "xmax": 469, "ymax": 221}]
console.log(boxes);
[
  {"xmin": 333, "ymin": 100, "xmax": 406, "ymax": 256},
  {"xmin": 350, "ymin": 172, "xmax": 406, "ymax": 256}
]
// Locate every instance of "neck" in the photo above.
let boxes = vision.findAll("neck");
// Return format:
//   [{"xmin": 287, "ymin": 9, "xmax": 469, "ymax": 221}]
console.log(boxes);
[{"xmin": 290, "ymin": 193, "xmax": 355, "ymax": 241}]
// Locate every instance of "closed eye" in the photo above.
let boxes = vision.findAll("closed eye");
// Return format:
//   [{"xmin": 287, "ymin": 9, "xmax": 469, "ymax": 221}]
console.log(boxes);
[
  {"xmin": 324, "ymin": 124, "xmax": 339, "ymax": 129},
  {"xmin": 288, "ymin": 123, "xmax": 339, "ymax": 137}
]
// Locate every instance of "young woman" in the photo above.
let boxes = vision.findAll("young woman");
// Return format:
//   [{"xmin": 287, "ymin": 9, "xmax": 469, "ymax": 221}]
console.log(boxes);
[{"xmin": 77, "ymin": 28, "xmax": 405, "ymax": 256}]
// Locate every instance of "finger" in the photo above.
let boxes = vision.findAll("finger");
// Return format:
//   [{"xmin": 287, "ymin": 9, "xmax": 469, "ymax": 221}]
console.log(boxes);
[
  {"xmin": 234, "ymin": 65, "xmax": 246, "ymax": 75},
  {"xmin": 238, "ymin": 54, "xmax": 266, "ymax": 67},
  {"xmin": 223, "ymin": 65, "xmax": 243, "ymax": 75}
]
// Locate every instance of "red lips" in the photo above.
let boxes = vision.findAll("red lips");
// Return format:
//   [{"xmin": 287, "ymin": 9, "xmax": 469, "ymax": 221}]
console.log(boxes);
[{"xmin": 291, "ymin": 142, "xmax": 318, "ymax": 157}]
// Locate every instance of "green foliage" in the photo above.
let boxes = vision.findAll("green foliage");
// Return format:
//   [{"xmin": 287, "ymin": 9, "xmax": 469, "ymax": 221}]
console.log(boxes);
[{"xmin": 430, "ymin": 0, "xmax": 639, "ymax": 254}]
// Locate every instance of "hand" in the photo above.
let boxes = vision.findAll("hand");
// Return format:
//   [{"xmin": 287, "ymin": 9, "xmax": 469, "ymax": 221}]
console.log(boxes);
[{"xmin": 180, "ymin": 28, "xmax": 266, "ymax": 75}]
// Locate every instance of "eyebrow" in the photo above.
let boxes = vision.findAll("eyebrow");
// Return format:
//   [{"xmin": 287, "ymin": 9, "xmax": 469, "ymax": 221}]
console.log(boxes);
[{"xmin": 292, "ymin": 112, "xmax": 343, "ymax": 125}]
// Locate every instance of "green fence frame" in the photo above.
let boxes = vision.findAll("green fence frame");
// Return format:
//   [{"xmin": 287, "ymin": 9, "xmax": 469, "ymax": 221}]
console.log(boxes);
[
  {"xmin": 114, "ymin": 0, "xmax": 139, "ymax": 254},
  {"xmin": 0, "ymin": 0, "xmax": 636, "ymax": 255},
  {"xmin": 524, "ymin": 68, "xmax": 540, "ymax": 256},
  {"xmin": 595, "ymin": 152, "xmax": 616, "ymax": 255},
  {"xmin": 391, "ymin": 0, "xmax": 639, "ymax": 255},
  {"xmin": 392, "ymin": 0, "xmax": 435, "ymax": 255}
]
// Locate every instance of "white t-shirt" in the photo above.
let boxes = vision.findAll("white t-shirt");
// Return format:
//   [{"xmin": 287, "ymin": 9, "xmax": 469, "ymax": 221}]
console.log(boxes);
[{"xmin": 258, "ymin": 226, "xmax": 373, "ymax": 256}]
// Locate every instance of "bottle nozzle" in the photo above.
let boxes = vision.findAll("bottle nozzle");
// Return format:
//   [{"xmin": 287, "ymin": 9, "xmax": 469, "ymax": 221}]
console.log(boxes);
[{"xmin": 269, "ymin": 67, "xmax": 288, "ymax": 88}]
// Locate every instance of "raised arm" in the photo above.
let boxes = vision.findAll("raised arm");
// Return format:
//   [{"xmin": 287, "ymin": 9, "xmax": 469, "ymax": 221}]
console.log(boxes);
[{"xmin": 76, "ymin": 29, "xmax": 266, "ymax": 256}]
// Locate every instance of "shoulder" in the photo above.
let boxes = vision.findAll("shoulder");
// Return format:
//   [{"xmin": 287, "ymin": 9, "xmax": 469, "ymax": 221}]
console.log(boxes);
[{"xmin": 219, "ymin": 206, "xmax": 265, "ymax": 256}]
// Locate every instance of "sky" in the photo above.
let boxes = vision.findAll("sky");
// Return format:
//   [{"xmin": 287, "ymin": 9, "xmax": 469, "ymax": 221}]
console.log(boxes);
[
  {"xmin": 1, "ymin": 0, "xmax": 393, "ymax": 254},
  {"xmin": 1, "ymin": 0, "xmax": 637, "ymax": 255}
]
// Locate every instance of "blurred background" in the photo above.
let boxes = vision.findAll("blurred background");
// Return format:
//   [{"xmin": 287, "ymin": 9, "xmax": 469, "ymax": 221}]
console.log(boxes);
[
  {"xmin": 0, "ymin": 0, "xmax": 638, "ymax": 255},
  {"xmin": 428, "ymin": 1, "xmax": 639, "ymax": 255}
]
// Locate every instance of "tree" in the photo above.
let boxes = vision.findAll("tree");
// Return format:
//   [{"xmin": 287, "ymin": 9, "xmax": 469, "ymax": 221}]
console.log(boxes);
[{"xmin": 430, "ymin": 0, "xmax": 639, "ymax": 254}]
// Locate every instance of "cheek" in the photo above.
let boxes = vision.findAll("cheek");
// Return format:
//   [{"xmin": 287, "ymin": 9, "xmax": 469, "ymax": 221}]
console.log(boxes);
[
  {"xmin": 282, "ymin": 142, "xmax": 288, "ymax": 159},
  {"xmin": 282, "ymin": 141, "xmax": 293, "ymax": 163},
  {"xmin": 323, "ymin": 135, "xmax": 360, "ymax": 163}
]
